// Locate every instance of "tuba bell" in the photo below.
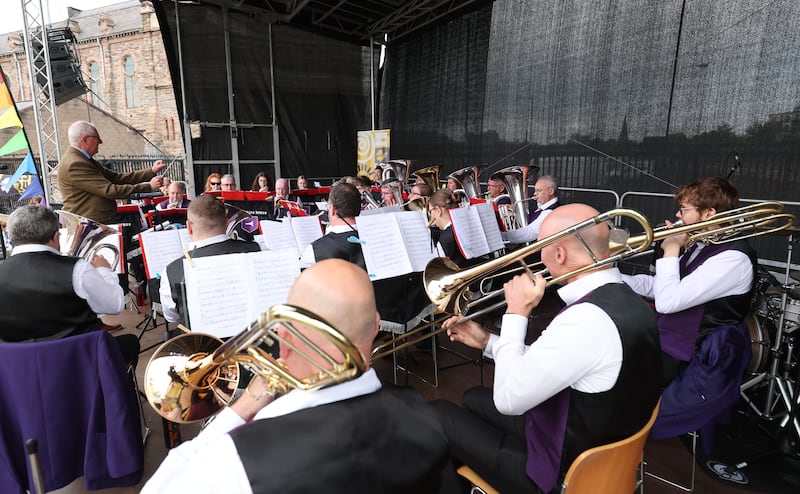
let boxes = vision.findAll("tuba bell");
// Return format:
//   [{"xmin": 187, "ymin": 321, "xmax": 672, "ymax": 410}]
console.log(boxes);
[
  {"xmin": 493, "ymin": 165, "xmax": 536, "ymax": 230},
  {"xmin": 411, "ymin": 165, "xmax": 440, "ymax": 192},
  {"xmin": 59, "ymin": 210, "xmax": 121, "ymax": 270},
  {"xmin": 447, "ymin": 166, "xmax": 482, "ymax": 207}
]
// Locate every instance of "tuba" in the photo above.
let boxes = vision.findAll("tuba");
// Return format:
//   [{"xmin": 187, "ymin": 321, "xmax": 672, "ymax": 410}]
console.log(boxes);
[
  {"xmin": 447, "ymin": 166, "xmax": 482, "ymax": 207},
  {"xmin": 493, "ymin": 165, "xmax": 535, "ymax": 230},
  {"xmin": 59, "ymin": 210, "xmax": 121, "ymax": 270},
  {"xmin": 377, "ymin": 160, "xmax": 411, "ymax": 185},
  {"xmin": 411, "ymin": 165, "xmax": 440, "ymax": 192},
  {"xmin": 144, "ymin": 304, "xmax": 367, "ymax": 424}
]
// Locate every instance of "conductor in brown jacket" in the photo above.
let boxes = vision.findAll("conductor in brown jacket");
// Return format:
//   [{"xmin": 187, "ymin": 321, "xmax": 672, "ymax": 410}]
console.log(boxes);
[{"xmin": 57, "ymin": 121, "xmax": 167, "ymax": 224}]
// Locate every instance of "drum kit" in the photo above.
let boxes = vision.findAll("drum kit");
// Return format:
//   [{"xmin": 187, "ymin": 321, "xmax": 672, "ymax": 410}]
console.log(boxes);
[{"xmin": 741, "ymin": 226, "xmax": 800, "ymax": 441}]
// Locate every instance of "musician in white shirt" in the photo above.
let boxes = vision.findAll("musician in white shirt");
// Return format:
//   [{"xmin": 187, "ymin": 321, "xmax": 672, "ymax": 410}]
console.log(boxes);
[{"xmin": 504, "ymin": 175, "xmax": 560, "ymax": 244}]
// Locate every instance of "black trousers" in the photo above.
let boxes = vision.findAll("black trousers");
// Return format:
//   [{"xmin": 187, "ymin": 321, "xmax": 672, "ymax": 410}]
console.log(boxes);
[{"xmin": 430, "ymin": 386, "xmax": 543, "ymax": 494}]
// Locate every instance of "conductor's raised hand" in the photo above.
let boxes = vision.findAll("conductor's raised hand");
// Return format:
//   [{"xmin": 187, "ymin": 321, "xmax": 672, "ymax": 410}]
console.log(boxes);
[
  {"xmin": 442, "ymin": 315, "xmax": 490, "ymax": 350},
  {"xmin": 504, "ymin": 271, "xmax": 545, "ymax": 317},
  {"xmin": 149, "ymin": 175, "xmax": 164, "ymax": 191},
  {"xmin": 151, "ymin": 159, "xmax": 167, "ymax": 174}
]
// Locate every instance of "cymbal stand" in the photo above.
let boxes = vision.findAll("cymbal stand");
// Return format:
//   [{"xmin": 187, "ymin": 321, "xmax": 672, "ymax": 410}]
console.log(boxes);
[{"xmin": 741, "ymin": 232, "xmax": 800, "ymax": 436}]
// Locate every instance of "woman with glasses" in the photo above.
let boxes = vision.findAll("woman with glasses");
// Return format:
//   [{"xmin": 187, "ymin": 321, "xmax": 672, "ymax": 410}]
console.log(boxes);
[
  {"xmin": 204, "ymin": 173, "xmax": 222, "ymax": 192},
  {"xmin": 428, "ymin": 189, "xmax": 470, "ymax": 268}
]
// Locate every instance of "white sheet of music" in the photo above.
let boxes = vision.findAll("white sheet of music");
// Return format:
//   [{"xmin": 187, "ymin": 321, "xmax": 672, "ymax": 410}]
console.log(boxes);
[
  {"xmin": 137, "ymin": 229, "xmax": 189, "ymax": 279},
  {"xmin": 357, "ymin": 210, "xmax": 434, "ymax": 280},
  {"xmin": 360, "ymin": 205, "xmax": 403, "ymax": 216},
  {"xmin": 286, "ymin": 215, "xmax": 324, "ymax": 252},
  {"xmin": 448, "ymin": 206, "xmax": 490, "ymax": 259},
  {"xmin": 395, "ymin": 210, "xmax": 437, "ymax": 272},
  {"xmin": 259, "ymin": 220, "xmax": 298, "ymax": 255},
  {"xmin": 183, "ymin": 250, "xmax": 301, "ymax": 338},
  {"xmin": 474, "ymin": 202, "xmax": 505, "ymax": 252}
]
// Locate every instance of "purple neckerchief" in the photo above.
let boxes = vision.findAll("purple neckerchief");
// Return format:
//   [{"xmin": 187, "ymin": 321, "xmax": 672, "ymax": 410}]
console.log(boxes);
[
  {"xmin": 524, "ymin": 289, "xmax": 593, "ymax": 492},
  {"xmin": 527, "ymin": 201, "xmax": 559, "ymax": 224},
  {"xmin": 656, "ymin": 243, "xmax": 729, "ymax": 362}
]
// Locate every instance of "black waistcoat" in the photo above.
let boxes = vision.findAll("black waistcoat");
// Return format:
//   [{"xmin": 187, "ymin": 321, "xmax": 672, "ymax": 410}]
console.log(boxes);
[
  {"xmin": 311, "ymin": 231, "xmax": 366, "ymax": 270},
  {"xmin": 0, "ymin": 252, "xmax": 99, "ymax": 341},
  {"xmin": 231, "ymin": 387, "xmax": 453, "ymax": 494},
  {"xmin": 166, "ymin": 239, "xmax": 261, "ymax": 325}
]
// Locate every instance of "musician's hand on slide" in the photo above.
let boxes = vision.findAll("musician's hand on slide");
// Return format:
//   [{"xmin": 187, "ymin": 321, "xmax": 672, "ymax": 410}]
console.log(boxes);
[
  {"xmin": 151, "ymin": 159, "xmax": 167, "ymax": 174},
  {"xmin": 443, "ymin": 316, "xmax": 490, "ymax": 350},
  {"xmin": 504, "ymin": 272, "xmax": 545, "ymax": 317},
  {"xmin": 232, "ymin": 375, "xmax": 275, "ymax": 421},
  {"xmin": 90, "ymin": 254, "xmax": 111, "ymax": 270},
  {"xmin": 149, "ymin": 176, "xmax": 164, "ymax": 191}
]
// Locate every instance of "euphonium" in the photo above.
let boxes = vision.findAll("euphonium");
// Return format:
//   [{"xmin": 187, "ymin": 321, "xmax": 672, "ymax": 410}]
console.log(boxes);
[
  {"xmin": 447, "ymin": 166, "xmax": 482, "ymax": 207},
  {"xmin": 411, "ymin": 165, "xmax": 440, "ymax": 191},
  {"xmin": 59, "ymin": 210, "xmax": 121, "ymax": 270},
  {"xmin": 493, "ymin": 165, "xmax": 533, "ymax": 230},
  {"xmin": 144, "ymin": 304, "xmax": 366, "ymax": 424}
]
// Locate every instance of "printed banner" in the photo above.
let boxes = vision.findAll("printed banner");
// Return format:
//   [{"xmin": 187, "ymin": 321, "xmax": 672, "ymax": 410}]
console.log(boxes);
[{"xmin": 357, "ymin": 129, "xmax": 390, "ymax": 178}]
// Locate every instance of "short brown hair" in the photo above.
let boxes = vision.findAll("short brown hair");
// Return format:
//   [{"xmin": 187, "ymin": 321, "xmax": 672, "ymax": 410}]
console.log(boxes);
[
  {"xmin": 187, "ymin": 195, "xmax": 227, "ymax": 234},
  {"xmin": 674, "ymin": 176, "xmax": 738, "ymax": 212},
  {"xmin": 429, "ymin": 189, "xmax": 459, "ymax": 209}
]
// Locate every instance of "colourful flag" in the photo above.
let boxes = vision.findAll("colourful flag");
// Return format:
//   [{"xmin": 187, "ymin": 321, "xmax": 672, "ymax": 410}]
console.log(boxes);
[
  {"xmin": 0, "ymin": 79, "xmax": 13, "ymax": 110},
  {"xmin": 0, "ymin": 107, "xmax": 22, "ymax": 129},
  {"xmin": 2, "ymin": 153, "xmax": 36, "ymax": 192},
  {"xmin": 0, "ymin": 130, "xmax": 28, "ymax": 156},
  {"xmin": 17, "ymin": 175, "xmax": 44, "ymax": 202}
]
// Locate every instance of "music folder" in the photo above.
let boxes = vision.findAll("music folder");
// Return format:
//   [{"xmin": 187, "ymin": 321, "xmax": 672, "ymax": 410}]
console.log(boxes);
[
  {"xmin": 448, "ymin": 202, "xmax": 505, "ymax": 259},
  {"xmin": 137, "ymin": 228, "xmax": 193, "ymax": 279},
  {"xmin": 255, "ymin": 216, "xmax": 324, "ymax": 256},
  {"xmin": 183, "ymin": 250, "xmax": 301, "ymax": 338},
  {"xmin": 356, "ymin": 210, "xmax": 437, "ymax": 280}
]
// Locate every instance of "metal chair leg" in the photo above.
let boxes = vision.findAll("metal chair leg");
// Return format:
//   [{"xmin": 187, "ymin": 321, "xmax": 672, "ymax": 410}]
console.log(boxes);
[{"xmin": 644, "ymin": 431, "xmax": 697, "ymax": 491}]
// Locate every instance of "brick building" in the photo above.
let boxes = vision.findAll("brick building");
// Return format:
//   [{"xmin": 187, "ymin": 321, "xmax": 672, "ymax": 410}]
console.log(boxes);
[{"xmin": 0, "ymin": 0, "xmax": 182, "ymax": 157}]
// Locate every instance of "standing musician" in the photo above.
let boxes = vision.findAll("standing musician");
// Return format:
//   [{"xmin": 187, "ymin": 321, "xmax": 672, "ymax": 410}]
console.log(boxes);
[
  {"xmin": 159, "ymin": 196, "xmax": 260, "ymax": 326},
  {"xmin": 431, "ymin": 203, "xmax": 662, "ymax": 494},
  {"xmin": 622, "ymin": 176, "xmax": 756, "ymax": 385},
  {"xmin": 57, "ymin": 121, "xmax": 166, "ymax": 225},
  {"xmin": 143, "ymin": 260, "xmax": 459, "ymax": 493},
  {"xmin": 504, "ymin": 175, "xmax": 560, "ymax": 244},
  {"xmin": 299, "ymin": 183, "xmax": 365, "ymax": 270}
]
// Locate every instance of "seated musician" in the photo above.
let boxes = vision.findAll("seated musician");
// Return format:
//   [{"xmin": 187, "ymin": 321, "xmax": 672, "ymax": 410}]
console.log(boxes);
[
  {"xmin": 156, "ymin": 181, "xmax": 191, "ymax": 210},
  {"xmin": 356, "ymin": 174, "xmax": 380, "ymax": 209},
  {"xmin": 251, "ymin": 171, "xmax": 272, "ymax": 193},
  {"xmin": 622, "ymin": 176, "xmax": 756, "ymax": 385},
  {"xmin": 504, "ymin": 175, "xmax": 560, "ymax": 244},
  {"xmin": 0, "ymin": 205, "xmax": 139, "ymax": 366},
  {"xmin": 380, "ymin": 178, "xmax": 401, "ymax": 207},
  {"xmin": 430, "ymin": 203, "xmax": 662, "ymax": 494},
  {"xmin": 428, "ymin": 189, "xmax": 470, "ymax": 268},
  {"xmin": 409, "ymin": 182, "xmax": 433, "ymax": 202},
  {"xmin": 296, "ymin": 175, "xmax": 309, "ymax": 189},
  {"xmin": 265, "ymin": 178, "xmax": 301, "ymax": 219},
  {"xmin": 299, "ymin": 183, "xmax": 365, "ymax": 270},
  {"xmin": 142, "ymin": 259, "xmax": 458, "ymax": 493},
  {"xmin": 159, "ymin": 196, "xmax": 260, "ymax": 325},
  {"xmin": 486, "ymin": 174, "xmax": 511, "ymax": 206}
]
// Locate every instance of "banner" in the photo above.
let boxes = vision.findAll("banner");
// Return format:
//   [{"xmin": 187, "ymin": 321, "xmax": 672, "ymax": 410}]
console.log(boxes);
[
  {"xmin": 0, "ymin": 174, "xmax": 18, "ymax": 196},
  {"xmin": 0, "ymin": 130, "xmax": 28, "ymax": 156},
  {"xmin": 357, "ymin": 129, "xmax": 390, "ymax": 177}
]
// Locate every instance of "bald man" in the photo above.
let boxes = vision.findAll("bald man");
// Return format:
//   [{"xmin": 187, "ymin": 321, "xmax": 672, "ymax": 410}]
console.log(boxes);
[
  {"xmin": 431, "ymin": 204, "xmax": 662, "ymax": 494},
  {"xmin": 265, "ymin": 178, "xmax": 301, "ymax": 219},
  {"xmin": 144, "ymin": 259, "xmax": 458, "ymax": 494}
]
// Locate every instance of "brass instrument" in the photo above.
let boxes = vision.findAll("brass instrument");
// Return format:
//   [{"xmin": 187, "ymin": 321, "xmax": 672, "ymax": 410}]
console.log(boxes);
[
  {"xmin": 144, "ymin": 304, "xmax": 367, "ymax": 424},
  {"xmin": 447, "ymin": 166, "xmax": 482, "ymax": 207},
  {"xmin": 493, "ymin": 165, "xmax": 533, "ymax": 230},
  {"xmin": 411, "ymin": 165, "xmax": 440, "ymax": 191},
  {"xmin": 361, "ymin": 189, "xmax": 381, "ymax": 209},
  {"xmin": 371, "ymin": 202, "xmax": 796, "ymax": 359},
  {"xmin": 59, "ymin": 210, "xmax": 121, "ymax": 270},
  {"xmin": 377, "ymin": 160, "xmax": 411, "ymax": 185}
]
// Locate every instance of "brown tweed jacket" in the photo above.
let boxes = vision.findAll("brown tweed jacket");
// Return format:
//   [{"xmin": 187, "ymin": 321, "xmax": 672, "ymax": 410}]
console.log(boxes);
[{"xmin": 57, "ymin": 146, "xmax": 155, "ymax": 224}]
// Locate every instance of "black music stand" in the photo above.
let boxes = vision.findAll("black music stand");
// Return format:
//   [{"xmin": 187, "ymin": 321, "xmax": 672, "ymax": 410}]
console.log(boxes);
[{"xmin": 136, "ymin": 277, "xmax": 171, "ymax": 354}]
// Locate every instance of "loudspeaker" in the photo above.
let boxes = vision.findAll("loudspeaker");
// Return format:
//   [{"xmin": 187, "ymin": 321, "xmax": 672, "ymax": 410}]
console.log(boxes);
[{"xmin": 31, "ymin": 28, "xmax": 87, "ymax": 105}]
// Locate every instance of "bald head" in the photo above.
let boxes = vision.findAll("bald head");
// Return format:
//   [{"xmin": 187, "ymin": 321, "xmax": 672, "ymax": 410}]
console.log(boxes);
[
  {"xmin": 285, "ymin": 259, "xmax": 378, "ymax": 372},
  {"xmin": 539, "ymin": 204, "xmax": 610, "ymax": 281}
]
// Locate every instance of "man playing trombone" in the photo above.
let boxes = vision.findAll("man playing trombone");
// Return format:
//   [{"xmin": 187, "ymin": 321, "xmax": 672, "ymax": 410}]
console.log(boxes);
[
  {"xmin": 431, "ymin": 203, "xmax": 662, "ymax": 494},
  {"xmin": 143, "ymin": 260, "xmax": 458, "ymax": 493}
]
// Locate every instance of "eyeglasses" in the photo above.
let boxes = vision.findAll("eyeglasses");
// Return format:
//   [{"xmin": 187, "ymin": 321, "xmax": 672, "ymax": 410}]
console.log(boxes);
[
  {"xmin": 85, "ymin": 134, "xmax": 101, "ymax": 140},
  {"xmin": 487, "ymin": 184, "xmax": 503, "ymax": 188},
  {"xmin": 678, "ymin": 207, "xmax": 698, "ymax": 212}
]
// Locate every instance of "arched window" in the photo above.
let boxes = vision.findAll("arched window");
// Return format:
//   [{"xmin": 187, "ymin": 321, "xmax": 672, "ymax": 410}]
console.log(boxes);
[
  {"xmin": 88, "ymin": 61, "xmax": 103, "ymax": 108},
  {"xmin": 123, "ymin": 55, "xmax": 137, "ymax": 108}
]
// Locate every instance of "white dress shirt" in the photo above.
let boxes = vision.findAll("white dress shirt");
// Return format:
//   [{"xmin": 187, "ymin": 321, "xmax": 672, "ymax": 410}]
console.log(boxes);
[
  {"xmin": 12, "ymin": 244, "xmax": 123, "ymax": 315},
  {"xmin": 159, "ymin": 234, "xmax": 230, "ymax": 322},
  {"xmin": 298, "ymin": 224, "xmax": 358, "ymax": 268},
  {"xmin": 484, "ymin": 268, "xmax": 625, "ymax": 415},
  {"xmin": 504, "ymin": 197, "xmax": 559, "ymax": 244},
  {"xmin": 142, "ymin": 369, "xmax": 382, "ymax": 494},
  {"xmin": 621, "ymin": 242, "xmax": 753, "ymax": 314}
]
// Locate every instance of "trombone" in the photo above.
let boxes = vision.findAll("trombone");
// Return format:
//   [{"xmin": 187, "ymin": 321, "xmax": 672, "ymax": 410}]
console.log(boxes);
[{"xmin": 371, "ymin": 202, "xmax": 796, "ymax": 360}]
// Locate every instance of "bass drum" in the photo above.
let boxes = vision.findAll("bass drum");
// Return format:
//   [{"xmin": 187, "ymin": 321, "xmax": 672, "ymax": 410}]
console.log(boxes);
[{"xmin": 746, "ymin": 313, "xmax": 771, "ymax": 374}]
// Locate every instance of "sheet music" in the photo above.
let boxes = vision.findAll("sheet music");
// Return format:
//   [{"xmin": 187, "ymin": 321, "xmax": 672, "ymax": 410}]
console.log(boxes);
[
  {"xmin": 252, "ymin": 234, "xmax": 269, "ymax": 250},
  {"xmin": 448, "ymin": 206, "xmax": 490, "ymax": 259},
  {"xmin": 183, "ymin": 251, "xmax": 301, "ymax": 338},
  {"xmin": 286, "ymin": 216, "xmax": 324, "ymax": 252},
  {"xmin": 474, "ymin": 202, "xmax": 505, "ymax": 253},
  {"xmin": 259, "ymin": 220, "xmax": 298, "ymax": 255},
  {"xmin": 395, "ymin": 210, "xmax": 436, "ymax": 272},
  {"xmin": 184, "ymin": 254, "xmax": 252, "ymax": 338},
  {"xmin": 360, "ymin": 205, "xmax": 404, "ymax": 216},
  {"xmin": 356, "ymin": 214, "xmax": 412, "ymax": 280},
  {"xmin": 247, "ymin": 249, "xmax": 301, "ymax": 314},
  {"xmin": 138, "ymin": 229, "xmax": 188, "ymax": 279}
]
